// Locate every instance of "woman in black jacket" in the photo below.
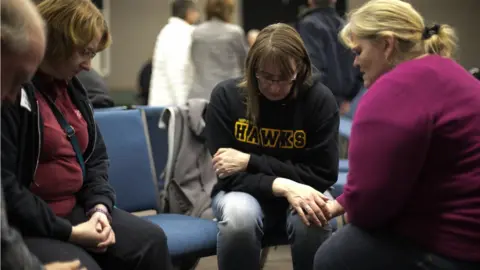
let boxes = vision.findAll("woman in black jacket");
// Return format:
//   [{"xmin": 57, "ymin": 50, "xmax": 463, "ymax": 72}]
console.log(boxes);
[
  {"xmin": 1, "ymin": 0, "xmax": 172, "ymax": 269},
  {"xmin": 205, "ymin": 23, "xmax": 339, "ymax": 270}
]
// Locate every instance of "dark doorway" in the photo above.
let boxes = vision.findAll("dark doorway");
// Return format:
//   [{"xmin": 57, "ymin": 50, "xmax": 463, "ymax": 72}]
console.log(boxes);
[
  {"xmin": 91, "ymin": 0, "xmax": 103, "ymax": 10},
  {"xmin": 242, "ymin": 0, "xmax": 347, "ymax": 31}
]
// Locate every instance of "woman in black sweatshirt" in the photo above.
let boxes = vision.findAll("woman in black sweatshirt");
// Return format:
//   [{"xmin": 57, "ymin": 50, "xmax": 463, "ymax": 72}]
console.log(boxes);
[{"xmin": 205, "ymin": 23, "xmax": 339, "ymax": 270}]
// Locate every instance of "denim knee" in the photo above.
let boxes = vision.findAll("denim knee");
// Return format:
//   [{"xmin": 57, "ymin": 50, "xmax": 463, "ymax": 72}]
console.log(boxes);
[
  {"xmin": 213, "ymin": 191, "xmax": 263, "ymax": 236},
  {"xmin": 287, "ymin": 209, "xmax": 332, "ymax": 242}
]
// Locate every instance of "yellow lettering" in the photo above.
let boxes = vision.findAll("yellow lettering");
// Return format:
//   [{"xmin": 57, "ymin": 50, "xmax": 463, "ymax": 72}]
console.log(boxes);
[
  {"xmin": 294, "ymin": 131, "xmax": 306, "ymax": 148},
  {"xmin": 278, "ymin": 130, "xmax": 294, "ymax": 149},
  {"xmin": 246, "ymin": 125, "xmax": 260, "ymax": 145},
  {"xmin": 233, "ymin": 118, "xmax": 306, "ymax": 149},
  {"xmin": 234, "ymin": 121, "xmax": 249, "ymax": 142},
  {"xmin": 260, "ymin": 128, "xmax": 280, "ymax": 148}
]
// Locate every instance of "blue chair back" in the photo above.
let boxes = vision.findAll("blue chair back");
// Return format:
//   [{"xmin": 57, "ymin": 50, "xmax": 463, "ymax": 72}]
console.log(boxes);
[
  {"xmin": 338, "ymin": 159, "xmax": 349, "ymax": 173},
  {"xmin": 339, "ymin": 116, "xmax": 352, "ymax": 138},
  {"xmin": 134, "ymin": 106, "xmax": 169, "ymax": 191},
  {"xmin": 94, "ymin": 109, "xmax": 160, "ymax": 212},
  {"xmin": 94, "ymin": 106, "xmax": 128, "ymax": 113},
  {"xmin": 331, "ymin": 172, "xmax": 348, "ymax": 198}
]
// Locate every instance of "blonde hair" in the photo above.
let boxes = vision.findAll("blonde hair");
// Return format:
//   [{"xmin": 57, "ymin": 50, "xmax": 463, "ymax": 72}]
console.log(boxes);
[
  {"xmin": 37, "ymin": 0, "xmax": 111, "ymax": 60},
  {"xmin": 1, "ymin": 0, "xmax": 45, "ymax": 53},
  {"xmin": 239, "ymin": 23, "xmax": 312, "ymax": 123},
  {"xmin": 340, "ymin": 0, "xmax": 458, "ymax": 63}
]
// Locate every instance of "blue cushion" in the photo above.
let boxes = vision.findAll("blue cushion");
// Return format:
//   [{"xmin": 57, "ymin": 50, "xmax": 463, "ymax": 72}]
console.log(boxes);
[
  {"xmin": 136, "ymin": 106, "xmax": 169, "ymax": 191},
  {"xmin": 331, "ymin": 172, "xmax": 348, "ymax": 198},
  {"xmin": 144, "ymin": 214, "xmax": 218, "ymax": 258},
  {"xmin": 339, "ymin": 116, "xmax": 352, "ymax": 138},
  {"xmin": 339, "ymin": 159, "xmax": 349, "ymax": 172},
  {"xmin": 94, "ymin": 109, "xmax": 160, "ymax": 212}
]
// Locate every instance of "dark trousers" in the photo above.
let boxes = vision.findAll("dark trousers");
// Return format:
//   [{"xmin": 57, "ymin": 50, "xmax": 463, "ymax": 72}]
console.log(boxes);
[
  {"xmin": 24, "ymin": 205, "xmax": 172, "ymax": 270},
  {"xmin": 314, "ymin": 224, "xmax": 480, "ymax": 270}
]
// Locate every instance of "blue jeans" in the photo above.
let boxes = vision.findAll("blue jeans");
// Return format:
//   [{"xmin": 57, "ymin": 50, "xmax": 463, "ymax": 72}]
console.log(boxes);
[
  {"xmin": 212, "ymin": 191, "xmax": 332, "ymax": 270},
  {"xmin": 314, "ymin": 224, "xmax": 480, "ymax": 270}
]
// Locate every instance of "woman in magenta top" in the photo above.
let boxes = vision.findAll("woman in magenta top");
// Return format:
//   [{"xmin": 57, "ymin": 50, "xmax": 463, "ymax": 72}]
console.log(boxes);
[{"xmin": 314, "ymin": 1, "xmax": 480, "ymax": 269}]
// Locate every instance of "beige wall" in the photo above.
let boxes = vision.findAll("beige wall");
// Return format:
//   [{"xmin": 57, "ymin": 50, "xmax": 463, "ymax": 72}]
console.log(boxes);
[{"xmin": 106, "ymin": 0, "xmax": 479, "ymax": 91}]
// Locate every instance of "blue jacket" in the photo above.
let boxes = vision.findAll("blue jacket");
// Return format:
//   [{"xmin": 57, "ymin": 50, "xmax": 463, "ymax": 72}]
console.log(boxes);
[{"xmin": 297, "ymin": 7, "xmax": 362, "ymax": 103}]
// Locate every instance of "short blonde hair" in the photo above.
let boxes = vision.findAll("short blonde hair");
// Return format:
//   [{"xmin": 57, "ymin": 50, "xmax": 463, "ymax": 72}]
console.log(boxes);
[
  {"xmin": 340, "ymin": 0, "xmax": 458, "ymax": 63},
  {"xmin": 37, "ymin": 0, "xmax": 111, "ymax": 60}
]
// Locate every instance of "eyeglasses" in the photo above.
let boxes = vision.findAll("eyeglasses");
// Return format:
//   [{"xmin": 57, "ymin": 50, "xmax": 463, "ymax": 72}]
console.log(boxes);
[
  {"xmin": 255, "ymin": 72, "xmax": 297, "ymax": 87},
  {"xmin": 79, "ymin": 48, "xmax": 97, "ymax": 59}
]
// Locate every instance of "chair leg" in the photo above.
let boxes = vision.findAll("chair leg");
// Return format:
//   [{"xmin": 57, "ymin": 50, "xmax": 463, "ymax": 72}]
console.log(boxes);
[{"xmin": 260, "ymin": 247, "xmax": 271, "ymax": 269}]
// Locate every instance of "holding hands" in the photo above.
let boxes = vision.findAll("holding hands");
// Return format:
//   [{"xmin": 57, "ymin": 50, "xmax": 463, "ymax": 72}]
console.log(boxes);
[
  {"xmin": 272, "ymin": 178, "xmax": 331, "ymax": 227},
  {"xmin": 212, "ymin": 148, "xmax": 347, "ymax": 226},
  {"xmin": 212, "ymin": 148, "xmax": 250, "ymax": 178}
]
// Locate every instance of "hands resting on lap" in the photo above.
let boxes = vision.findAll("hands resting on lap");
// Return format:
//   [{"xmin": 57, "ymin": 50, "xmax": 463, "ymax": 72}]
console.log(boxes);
[
  {"xmin": 69, "ymin": 205, "xmax": 116, "ymax": 253},
  {"xmin": 212, "ymin": 148, "xmax": 347, "ymax": 227}
]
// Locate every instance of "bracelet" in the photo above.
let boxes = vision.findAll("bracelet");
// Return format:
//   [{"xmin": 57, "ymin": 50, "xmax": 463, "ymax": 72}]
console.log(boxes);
[{"xmin": 86, "ymin": 207, "xmax": 112, "ymax": 223}]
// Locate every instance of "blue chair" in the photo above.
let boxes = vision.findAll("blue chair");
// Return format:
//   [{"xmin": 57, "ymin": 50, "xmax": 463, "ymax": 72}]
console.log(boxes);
[
  {"xmin": 339, "ymin": 116, "xmax": 352, "ymax": 138},
  {"xmin": 339, "ymin": 159, "xmax": 349, "ymax": 173},
  {"xmin": 339, "ymin": 116, "xmax": 352, "ymax": 159},
  {"xmin": 94, "ymin": 109, "xmax": 218, "ymax": 267},
  {"xmin": 133, "ymin": 105, "xmax": 169, "ymax": 192},
  {"xmin": 331, "ymin": 172, "xmax": 348, "ymax": 198}
]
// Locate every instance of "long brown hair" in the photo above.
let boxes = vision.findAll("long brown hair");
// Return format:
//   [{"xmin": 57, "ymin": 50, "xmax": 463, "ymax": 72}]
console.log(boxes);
[{"xmin": 238, "ymin": 23, "xmax": 312, "ymax": 124}]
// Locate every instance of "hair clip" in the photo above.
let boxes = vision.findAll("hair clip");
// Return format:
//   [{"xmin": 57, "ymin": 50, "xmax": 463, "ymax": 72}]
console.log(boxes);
[{"xmin": 422, "ymin": 24, "xmax": 440, "ymax": 40}]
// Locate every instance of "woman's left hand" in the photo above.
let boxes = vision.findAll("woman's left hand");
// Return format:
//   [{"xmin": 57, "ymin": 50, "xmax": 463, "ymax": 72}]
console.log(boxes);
[
  {"xmin": 212, "ymin": 148, "xmax": 250, "ymax": 178},
  {"xmin": 88, "ymin": 204, "xmax": 116, "ymax": 253}
]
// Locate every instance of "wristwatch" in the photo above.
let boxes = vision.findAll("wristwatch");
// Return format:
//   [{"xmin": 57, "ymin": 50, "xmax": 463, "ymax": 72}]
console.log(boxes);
[{"xmin": 86, "ymin": 207, "xmax": 112, "ymax": 223}]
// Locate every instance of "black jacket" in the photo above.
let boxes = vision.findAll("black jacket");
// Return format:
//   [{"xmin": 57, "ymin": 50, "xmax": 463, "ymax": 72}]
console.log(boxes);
[
  {"xmin": 76, "ymin": 69, "xmax": 115, "ymax": 109},
  {"xmin": 297, "ymin": 7, "xmax": 362, "ymax": 103},
  {"xmin": 1, "ymin": 75, "xmax": 116, "ymax": 241},
  {"xmin": 206, "ymin": 76, "xmax": 339, "ymax": 204}
]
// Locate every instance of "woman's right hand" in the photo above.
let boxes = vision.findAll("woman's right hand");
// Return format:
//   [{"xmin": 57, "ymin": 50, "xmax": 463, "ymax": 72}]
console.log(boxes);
[
  {"xmin": 44, "ymin": 260, "xmax": 86, "ymax": 270},
  {"xmin": 69, "ymin": 215, "xmax": 110, "ymax": 248},
  {"xmin": 272, "ymin": 178, "xmax": 331, "ymax": 227}
]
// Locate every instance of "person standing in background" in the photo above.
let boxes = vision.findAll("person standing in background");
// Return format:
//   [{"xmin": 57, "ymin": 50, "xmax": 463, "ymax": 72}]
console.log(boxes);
[
  {"xmin": 297, "ymin": 0, "xmax": 362, "ymax": 114},
  {"xmin": 247, "ymin": 29, "xmax": 260, "ymax": 47},
  {"xmin": 188, "ymin": 0, "xmax": 248, "ymax": 101},
  {"xmin": 149, "ymin": 0, "xmax": 200, "ymax": 106}
]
